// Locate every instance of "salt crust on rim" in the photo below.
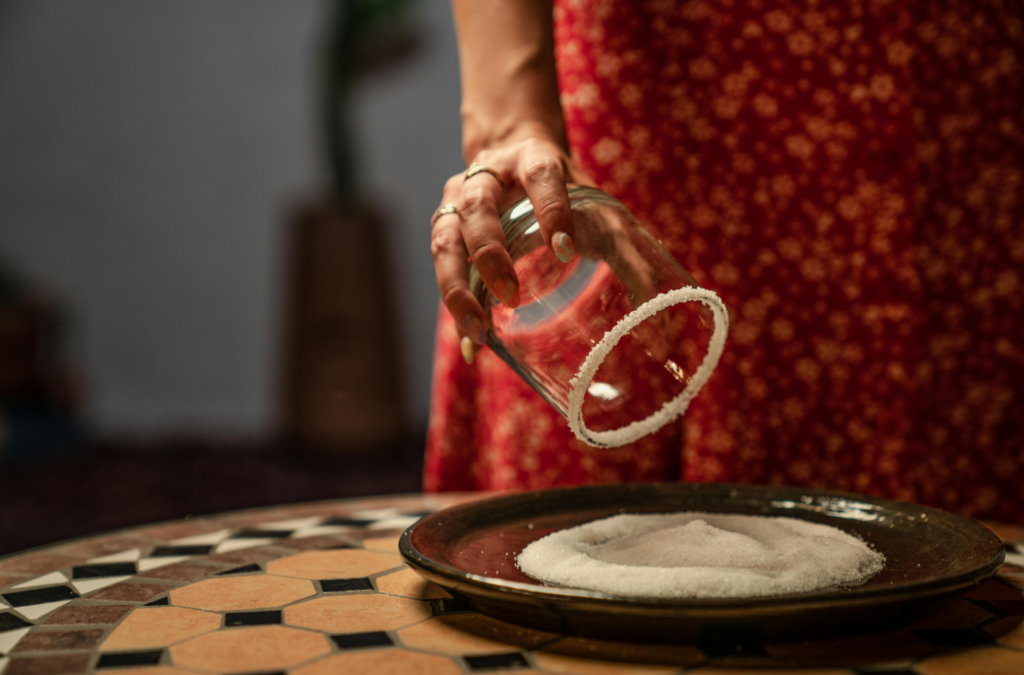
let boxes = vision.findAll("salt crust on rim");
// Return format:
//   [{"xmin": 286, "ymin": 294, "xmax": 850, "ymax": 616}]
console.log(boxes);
[{"xmin": 567, "ymin": 287, "xmax": 729, "ymax": 447}]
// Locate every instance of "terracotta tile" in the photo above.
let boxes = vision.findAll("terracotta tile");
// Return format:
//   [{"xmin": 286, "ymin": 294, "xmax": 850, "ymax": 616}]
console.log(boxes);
[
  {"xmin": 90, "ymin": 582, "xmax": 174, "ymax": 602},
  {"xmin": 763, "ymin": 629, "xmax": 931, "ymax": 666},
  {"xmin": 279, "ymin": 503, "xmax": 357, "ymax": 519},
  {"xmin": 903, "ymin": 598, "xmax": 993, "ymax": 630},
  {"xmin": 375, "ymin": 568, "xmax": 450, "ymax": 600},
  {"xmin": 540, "ymin": 637, "xmax": 703, "ymax": 668},
  {"xmin": 5, "ymin": 654, "xmax": 90, "ymax": 675},
  {"xmin": 45, "ymin": 605, "xmax": 133, "ymax": 625},
  {"xmin": 362, "ymin": 536, "xmax": 401, "ymax": 554},
  {"xmin": 350, "ymin": 495, "xmax": 433, "ymax": 512},
  {"xmin": 986, "ymin": 616, "xmax": 1024, "ymax": 649},
  {"xmin": 11, "ymin": 629, "xmax": 104, "ymax": 652},
  {"xmin": 686, "ymin": 668, "xmax": 847, "ymax": 675},
  {"xmin": 914, "ymin": 646, "xmax": 1024, "ymax": 675},
  {"xmin": 294, "ymin": 650, "xmax": 463, "ymax": 675},
  {"xmin": 0, "ymin": 553, "xmax": 80, "ymax": 575},
  {"xmin": 135, "ymin": 522, "xmax": 221, "ymax": 541},
  {"xmin": 998, "ymin": 570, "xmax": 1024, "ymax": 590},
  {"xmin": 284, "ymin": 593, "xmax": 431, "ymax": 632},
  {"xmin": 50, "ymin": 537, "xmax": 146, "ymax": 559},
  {"xmin": 266, "ymin": 550, "xmax": 402, "ymax": 579},
  {"xmin": 205, "ymin": 548, "xmax": 286, "ymax": 566},
  {"xmin": 396, "ymin": 614, "xmax": 558, "ymax": 656},
  {"xmin": 100, "ymin": 606, "xmax": 221, "ymax": 651},
  {"xmin": 961, "ymin": 579, "xmax": 1024, "ymax": 601},
  {"xmin": 138, "ymin": 563, "xmax": 220, "ymax": 583},
  {"xmin": 426, "ymin": 492, "xmax": 497, "ymax": 510},
  {"xmin": 532, "ymin": 652, "xmax": 680, "ymax": 674},
  {"xmin": 101, "ymin": 669, "xmax": 202, "ymax": 675},
  {"xmin": 213, "ymin": 511, "xmax": 285, "ymax": 528},
  {"xmin": 170, "ymin": 574, "xmax": 315, "ymax": 611},
  {"xmin": 170, "ymin": 624, "xmax": 331, "ymax": 673}
]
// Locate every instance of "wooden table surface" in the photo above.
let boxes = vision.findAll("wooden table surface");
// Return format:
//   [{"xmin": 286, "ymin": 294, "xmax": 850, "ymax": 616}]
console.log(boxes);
[{"xmin": 0, "ymin": 492, "xmax": 1021, "ymax": 675}]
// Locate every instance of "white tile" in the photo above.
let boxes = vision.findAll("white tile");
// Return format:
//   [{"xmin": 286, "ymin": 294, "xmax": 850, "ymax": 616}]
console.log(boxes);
[
  {"xmin": 137, "ymin": 556, "xmax": 189, "ymax": 572},
  {"xmin": 0, "ymin": 601, "xmax": 7, "ymax": 609},
  {"xmin": 214, "ymin": 538, "xmax": 272, "ymax": 554},
  {"xmin": 170, "ymin": 529, "xmax": 231, "ymax": 545},
  {"xmin": 89, "ymin": 548, "xmax": 141, "ymax": 563},
  {"xmin": 1005, "ymin": 551, "xmax": 1024, "ymax": 567},
  {"xmin": 72, "ymin": 576, "xmax": 131, "ymax": 596},
  {"xmin": 351, "ymin": 508, "xmax": 399, "ymax": 521},
  {"xmin": 0, "ymin": 655, "xmax": 9, "ymax": 674},
  {"xmin": 17, "ymin": 600, "xmax": 71, "ymax": 621},
  {"xmin": 291, "ymin": 526, "xmax": 354, "ymax": 539},
  {"xmin": 11, "ymin": 572, "xmax": 68, "ymax": 589},
  {"xmin": 369, "ymin": 516, "xmax": 420, "ymax": 531},
  {"xmin": 0, "ymin": 628, "xmax": 29, "ymax": 655},
  {"xmin": 258, "ymin": 517, "xmax": 322, "ymax": 531}
]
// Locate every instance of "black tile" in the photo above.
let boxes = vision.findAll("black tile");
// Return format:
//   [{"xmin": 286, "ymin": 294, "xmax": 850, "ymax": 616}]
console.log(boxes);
[
  {"xmin": 430, "ymin": 597, "xmax": 472, "ymax": 615},
  {"xmin": 72, "ymin": 563, "xmax": 137, "ymax": 579},
  {"xmin": 320, "ymin": 578, "xmax": 373, "ymax": 593},
  {"xmin": 321, "ymin": 517, "xmax": 377, "ymax": 527},
  {"xmin": 400, "ymin": 510, "xmax": 433, "ymax": 518},
  {"xmin": 149, "ymin": 545, "xmax": 212, "ymax": 557},
  {"xmin": 96, "ymin": 650, "xmax": 163, "ymax": 668},
  {"xmin": 225, "ymin": 610, "xmax": 282, "ymax": 627},
  {"xmin": 216, "ymin": 564, "xmax": 262, "ymax": 576},
  {"xmin": 911, "ymin": 628, "xmax": 994, "ymax": 647},
  {"xmin": 464, "ymin": 653, "xmax": 530, "ymax": 671},
  {"xmin": 0, "ymin": 613, "xmax": 32, "ymax": 632},
  {"xmin": 3, "ymin": 586, "xmax": 79, "ymax": 607},
  {"xmin": 229, "ymin": 530, "xmax": 293, "ymax": 539},
  {"xmin": 144, "ymin": 597, "xmax": 169, "ymax": 607},
  {"xmin": 330, "ymin": 631, "xmax": 393, "ymax": 650}
]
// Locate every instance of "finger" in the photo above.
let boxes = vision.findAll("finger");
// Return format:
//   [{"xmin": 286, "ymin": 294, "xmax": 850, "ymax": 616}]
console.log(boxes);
[
  {"xmin": 517, "ymin": 141, "xmax": 575, "ymax": 264},
  {"xmin": 432, "ymin": 176, "xmax": 489, "ymax": 347},
  {"xmin": 458, "ymin": 166, "xmax": 520, "ymax": 308}
]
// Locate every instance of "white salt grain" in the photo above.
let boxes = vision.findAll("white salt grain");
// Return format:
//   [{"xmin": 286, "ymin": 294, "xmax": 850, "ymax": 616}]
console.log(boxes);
[{"xmin": 517, "ymin": 512, "xmax": 884, "ymax": 599}]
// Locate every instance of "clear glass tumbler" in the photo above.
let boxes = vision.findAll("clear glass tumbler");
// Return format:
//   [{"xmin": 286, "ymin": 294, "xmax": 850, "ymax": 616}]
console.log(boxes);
[{"xmin": 469, "ymin": 186, "xmax": 729, "ymax": 448}]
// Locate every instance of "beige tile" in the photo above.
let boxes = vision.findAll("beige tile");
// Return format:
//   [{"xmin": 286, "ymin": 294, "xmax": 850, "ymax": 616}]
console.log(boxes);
[
  {"xmin": 396, "ymin": 614, "xmax": 558, "ymax": 656},
  {"xmin": 284, "ymin": 593, "xmax": 431, "ymax": 632},
  {"xmin": 170, "ymin": 625, "xmax": 331, "ymax": 673},
  {"xmin": 375, "ymin": 568, "xmax": 450, "ymax": 600},
  {"xmin": 100, "ymin": 607, "xmax": 221, "ymax": 651},
  {"xmin": 914, "ymin": 646, "xmax": 1024, "ymax": 675},
  {"xmin": 170, "ymin": 574, "xmax": 315, "ymax": 611},
  {"xmin": 294, "ymin": 650, "xmax": 464, "ymax": 675},
  {"xmin": 540, "ymin": 637, "xmax": 702, "ymax": 668},
  {"xmin": 266, "ymin": 550, "xmax": 402, "ymax": 580},
  {"xmin": 532, "ymin": 652, "xmax": 680, "ymax": 674},
  {"xmin": 362, "ymin": 536, "xmax": 401, "ymax": 554}
]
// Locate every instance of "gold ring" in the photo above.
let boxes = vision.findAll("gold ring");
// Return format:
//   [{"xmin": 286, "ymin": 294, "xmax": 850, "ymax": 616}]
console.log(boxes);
[
  {"xmin": 431, "ymin": 203, "xmax": 458, "ymax": 226},
  {"xmin": 465, "ymin": 163, "xmax": 506, "ymax": 192}
]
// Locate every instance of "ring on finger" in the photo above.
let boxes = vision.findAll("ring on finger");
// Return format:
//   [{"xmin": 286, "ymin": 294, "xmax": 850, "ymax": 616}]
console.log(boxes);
[
  {"xmin": 431, "ymin": 203, "xmax": 458, "ymax": 226},
  {"xmin": 465, "ymin": 163, "xmax": 506, "ymax": 192}
]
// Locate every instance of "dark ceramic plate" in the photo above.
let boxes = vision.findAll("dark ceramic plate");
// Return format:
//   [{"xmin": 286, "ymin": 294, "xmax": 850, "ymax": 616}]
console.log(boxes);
[{"xmin": 400, "ymin": 483, "xmax": 1004, "ymax": 642}]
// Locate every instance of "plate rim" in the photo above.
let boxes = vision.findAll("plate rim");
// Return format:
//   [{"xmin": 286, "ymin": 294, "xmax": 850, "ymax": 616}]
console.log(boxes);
[{"xmin": 400, "ymin": 482, "xmax": 1005, "ymax": 609}]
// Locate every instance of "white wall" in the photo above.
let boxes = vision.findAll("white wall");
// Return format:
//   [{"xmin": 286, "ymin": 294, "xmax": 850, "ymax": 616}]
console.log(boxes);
[{"xmin": 0, "ymin": 0, "xmax": 461, "ymax": 437}]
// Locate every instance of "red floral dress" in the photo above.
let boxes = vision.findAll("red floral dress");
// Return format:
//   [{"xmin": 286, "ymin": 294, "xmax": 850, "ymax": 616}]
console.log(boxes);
[{"xmin": 425, "ymin": 0, "xmax": 1024, "ymax": 523}]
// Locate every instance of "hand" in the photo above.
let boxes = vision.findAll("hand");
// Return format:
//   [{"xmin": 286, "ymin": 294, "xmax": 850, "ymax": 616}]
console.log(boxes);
[{"xmin": 431, "ymin": 135, "xmax": 593, "ymax": 363}]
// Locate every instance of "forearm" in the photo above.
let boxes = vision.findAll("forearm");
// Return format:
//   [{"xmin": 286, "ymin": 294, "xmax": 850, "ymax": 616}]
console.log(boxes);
[{"xmin": 451, "ymin": 0, "xmax": 567, "ymax": 162}]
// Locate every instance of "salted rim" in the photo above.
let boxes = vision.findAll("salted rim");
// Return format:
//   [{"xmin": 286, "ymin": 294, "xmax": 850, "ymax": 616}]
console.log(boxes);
[{"xmin": 567, "ymin": 287, "xmax": 729, "ymax": 447}]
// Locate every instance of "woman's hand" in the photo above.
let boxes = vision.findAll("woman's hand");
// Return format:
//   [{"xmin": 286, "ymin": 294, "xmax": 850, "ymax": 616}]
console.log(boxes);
[{"xmin": 431, "ymin": 134, "xmax": 592, "ymax": 363}]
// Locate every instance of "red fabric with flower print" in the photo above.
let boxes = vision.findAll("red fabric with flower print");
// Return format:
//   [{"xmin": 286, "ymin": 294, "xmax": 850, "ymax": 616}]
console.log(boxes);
[{"xmin": 425, "ymin": 0, "xmax": 1024, "ymax": 523}]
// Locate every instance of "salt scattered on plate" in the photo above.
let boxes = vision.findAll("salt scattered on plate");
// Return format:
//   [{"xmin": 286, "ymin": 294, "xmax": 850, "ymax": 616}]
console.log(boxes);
[{"xmin": 516, "ymin": 512, "xmax": 885, "ymax": 599}]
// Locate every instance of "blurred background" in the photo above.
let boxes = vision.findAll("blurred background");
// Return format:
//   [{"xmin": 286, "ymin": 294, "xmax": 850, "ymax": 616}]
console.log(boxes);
[{"xmin": 0, "ymin": 0, "xmax": 463, "ymax": 554}]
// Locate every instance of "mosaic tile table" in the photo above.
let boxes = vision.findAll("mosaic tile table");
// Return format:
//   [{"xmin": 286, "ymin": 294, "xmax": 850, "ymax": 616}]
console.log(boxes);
[{"xmin": 1, "ymin": 493, "xmax": 1022, "ymax": 675}]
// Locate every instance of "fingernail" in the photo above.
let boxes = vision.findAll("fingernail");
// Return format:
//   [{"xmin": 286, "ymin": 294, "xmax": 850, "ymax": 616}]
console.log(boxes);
[
  {"xmin": 493, "ymin": 275, "xmax": 520, "ymax": 308},
  {"xmin": 462, "ymin": 313, "xmax": 487, "ymax": 346},
  {"xmin": 460, "ymin": 336, "xmax": 475, "ymax": 365},
  {"xmin": 554, "ymin": 231, "xmax": 575, "ymax": 263}
]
